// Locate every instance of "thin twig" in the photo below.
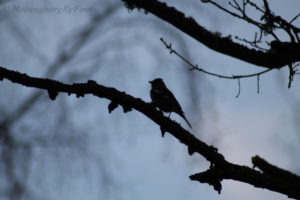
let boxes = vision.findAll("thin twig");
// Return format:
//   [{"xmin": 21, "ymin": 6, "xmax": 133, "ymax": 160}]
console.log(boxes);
[
  {"xmin": 290, "ymin": 13, "xmax": 300, "ymax": 24},
  {"xmin": 257, "ymin": 75, "xmax": 260, "ymax": 93},
  {"xmin": 288, "ymin": 64, "xmax": 295, "ymax": 88},
  {"xmin": 207, "ymin": 0, "xmax": 280, "ymax": 41},
  {"xmin": 160, "ymin": 37, "xmax": 272, "ymax": 80},
  {"xmin": 235, "ymin": 35, "xmax": 268, "ymax": 51},
  {"xmin": 236, "ymin": 78, "xmax": 241, "ymax": 98},
  {"xmin": 247, "ymin": 0, "xmax": 264, "ymax": 13}
]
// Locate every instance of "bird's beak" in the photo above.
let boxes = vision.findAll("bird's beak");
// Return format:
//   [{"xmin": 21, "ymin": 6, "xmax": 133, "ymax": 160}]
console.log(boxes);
[{"xmin": 149, "ymin": 81, "xmax": 153, "ymax": 84}]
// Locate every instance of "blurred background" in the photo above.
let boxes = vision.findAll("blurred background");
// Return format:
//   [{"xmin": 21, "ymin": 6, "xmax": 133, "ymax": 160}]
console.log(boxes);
[{"xmin": 0, "ymin": 0, "xmax": 299, "ymax": 199}]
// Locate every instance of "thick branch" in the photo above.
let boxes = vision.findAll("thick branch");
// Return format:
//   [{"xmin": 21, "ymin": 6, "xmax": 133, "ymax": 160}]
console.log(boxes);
[
  {"xmin": 121, "ymin": 0, "xmax": 300, "ymax": 69},
  {"xmin": 190, "ymin": 162, "xmax": 300, "ymax": 199},
  {"xmin": 0, "ymin": 66, "xmax": 224, "ymax": 165},
  {"xmin": 252, "ymin": 155, "xmax": 300, "ymax": 185},
  {"xmin": 1, "ymin": 66, "xmax": 300, "ymax": 199}
]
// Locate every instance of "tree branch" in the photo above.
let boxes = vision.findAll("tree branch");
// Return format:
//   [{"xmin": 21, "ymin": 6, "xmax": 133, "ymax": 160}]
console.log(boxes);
[
  {"xmin": 1, "ymin": 66, "xmax": 300, "ymax": 199},
  {"xmin": 160, "ymin": 37, "xmax": 273, "ymax": 80},
  {"xmin": 190, "ymin": 160, "xmax": 300, "ymax": 199},
  {"xmin": 252, "ymin": 155, "xmax": 300, "ymax": 185},
  {"xmin": 121, "ymin": 0, "xmax": 300, "ymax": 69}
]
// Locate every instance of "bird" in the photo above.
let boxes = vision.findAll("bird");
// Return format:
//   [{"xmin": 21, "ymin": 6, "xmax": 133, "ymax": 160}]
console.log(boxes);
[{"xmin": 149, "ymin": 78, "xmax": 192, "ymax": 128}]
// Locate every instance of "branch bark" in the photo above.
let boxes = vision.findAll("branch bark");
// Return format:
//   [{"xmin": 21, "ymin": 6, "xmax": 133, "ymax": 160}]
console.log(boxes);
[
  {"xmin": 121, "ymin": 0, "xmax": 300, "ymax": 69},
  {"xmin": 1, "ymin": 66, "xmax": 300, "ymax": 199}
]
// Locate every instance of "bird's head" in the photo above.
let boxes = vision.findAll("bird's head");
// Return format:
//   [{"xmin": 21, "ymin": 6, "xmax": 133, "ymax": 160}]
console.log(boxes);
[{"xmin": 149, "ymin": 78, "xmax": 165, "ymax": 88}]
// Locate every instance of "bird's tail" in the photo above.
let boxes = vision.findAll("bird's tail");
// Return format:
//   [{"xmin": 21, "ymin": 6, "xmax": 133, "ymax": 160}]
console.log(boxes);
[{"xmin": 180, "ymin": 113, "xmax": 192, "ymax": 128}]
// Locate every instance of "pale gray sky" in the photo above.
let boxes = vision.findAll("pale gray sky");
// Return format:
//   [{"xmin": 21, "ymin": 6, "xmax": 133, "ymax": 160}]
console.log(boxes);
[{"xmin": 0, "ymin": 0, "xmax": 299, "ymax": 200}]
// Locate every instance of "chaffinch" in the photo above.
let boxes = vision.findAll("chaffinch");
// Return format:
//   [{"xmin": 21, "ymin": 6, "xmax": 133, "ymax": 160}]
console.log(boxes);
[{"xmin": 149, "ymin": 78, "xmax": 192, "ymax": 128}]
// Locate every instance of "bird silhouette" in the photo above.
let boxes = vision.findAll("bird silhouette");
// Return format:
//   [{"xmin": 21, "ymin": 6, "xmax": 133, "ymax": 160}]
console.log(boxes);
[{"xmin": 149, "ymin": 78, "xmax": 192, "ymax": 128}]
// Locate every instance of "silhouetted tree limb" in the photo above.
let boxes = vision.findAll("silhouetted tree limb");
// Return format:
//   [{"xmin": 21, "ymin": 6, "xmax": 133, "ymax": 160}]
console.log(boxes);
[
  {"xmin": 160, "ymin": 37, "xmax": 272, "ymax": 80},
  {"xmin": 252, "ymin": 155, "xmax": 300, "ymax": 185},
  {"xmin": 190, "ymin": 161, "xmax": 300, "ymax": 199},
  {"xmin": 1, "ymin": 66, "xmax": 300, "ymax": 199},
  {"xmin": 121, "ymin": 0, "xmax": 300, "ymax": 69}
]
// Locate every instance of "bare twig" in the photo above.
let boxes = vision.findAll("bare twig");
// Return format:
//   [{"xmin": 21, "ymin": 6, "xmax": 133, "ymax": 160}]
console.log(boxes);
[
  {"xmin": 236, "ymin": 78, "xmax": 241, "ymax": 98},
  {"xmin": 288, "ymin": 64, "xmax": 296, "ymax": 88},
  {"xmin": 160, "ymin": 37, "xmax": 272, "ymax": 80},
  {"xmin": 225, "ymin": 0, "xmax": 280, "ymax": 40},
  {"xmin": 247, "ymin": 0, "xmax": 264, "ymax": 13},
  {"xmin": 204, "ymin": 0, "xmax": 300, "ymax": 43},
  {"xmin": 235, "ymin": 35, "xmax": 268, "ymax": 51},
  {"xmin": 257, "ymin": 75, "xmax": 260, "ymax": 93},
  {"xmin": 290, "ymin": 13, "xmax": 300, "ymax": 24}
]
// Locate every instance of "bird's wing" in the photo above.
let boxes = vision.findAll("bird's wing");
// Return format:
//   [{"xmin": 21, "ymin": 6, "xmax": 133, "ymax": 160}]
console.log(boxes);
[
  {"xmin": 163, "ymin": 87, "xmax": 192, "ymax": 128},
  {"xmin": 162, "ymin": 87, "xmax": 184, "ymax": 112}
]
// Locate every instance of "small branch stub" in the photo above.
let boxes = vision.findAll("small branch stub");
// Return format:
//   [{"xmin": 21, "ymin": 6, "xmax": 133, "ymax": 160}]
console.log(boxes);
[
  {"xmin": 160, "ymin": 126, "xmax": 166, "ymax": 137},
  {"xmin": 121, "ymin": 104, "xmax": 132, "ymax": 113},
  {"xmin": 108, "ymin": 101, "xmax": 118, "ymax": 113},
  {"xmin": 190, "ymin": 168, "xmax": 222, "ymax": 194},
  {"xmin": 48, "ymin": 89, "xmax": 58, "ymax": 100}
]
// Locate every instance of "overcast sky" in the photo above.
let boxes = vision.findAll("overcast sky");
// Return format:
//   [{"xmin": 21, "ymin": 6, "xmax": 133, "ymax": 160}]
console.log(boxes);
[{"xmin": 0, "ymin": 0, "xmax": 299, "ymax": 200}]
